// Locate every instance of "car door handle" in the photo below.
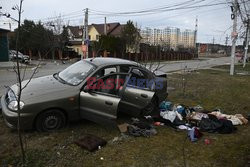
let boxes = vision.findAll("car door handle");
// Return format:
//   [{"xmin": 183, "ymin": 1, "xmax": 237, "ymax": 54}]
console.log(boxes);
[
  {"xmin": 105, "ymin": 101, "xmax": 113, "ymax": 105},
  {"xmin": 141, "ymin": 94, "xmax": 148, "ymax": 98}
]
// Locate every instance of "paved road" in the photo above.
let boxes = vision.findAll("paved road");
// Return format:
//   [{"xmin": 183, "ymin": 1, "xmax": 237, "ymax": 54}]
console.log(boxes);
[
  {"xmin": 150, "ymin": 56, "xmax": 232, "ymax": 73},
  {"xmin": 0, "ymin": 61, "xmax": 71, "ymax": 96},
  {"xmin": 0, "ymin": 57, "xmax": 231, "ymax": 97}
]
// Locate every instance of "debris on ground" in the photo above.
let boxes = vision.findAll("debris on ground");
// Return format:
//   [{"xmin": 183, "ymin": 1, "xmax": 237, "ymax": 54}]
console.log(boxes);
[
  {"xmin": 74, "ymin": 134, "xmax": 107, "ymax": 152},
  {"xmin": 137, "ymin": 101, "xmax": 249, "ymax": 142},
  {"xmin": 127, "ymin": 118, "xmax": 157, "ymax": 137}
]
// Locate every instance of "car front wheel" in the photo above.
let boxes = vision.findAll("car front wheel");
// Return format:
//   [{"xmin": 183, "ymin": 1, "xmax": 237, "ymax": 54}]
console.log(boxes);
[{"xmin": 35, "ymin": 110, "xmax": 66, "ymax": 132}]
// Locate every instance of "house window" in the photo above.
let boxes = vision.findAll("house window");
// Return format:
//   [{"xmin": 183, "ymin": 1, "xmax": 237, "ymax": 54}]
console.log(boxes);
[{"xmin": 96, "ymin": 35, "xmax": 99, "ymax": 41}]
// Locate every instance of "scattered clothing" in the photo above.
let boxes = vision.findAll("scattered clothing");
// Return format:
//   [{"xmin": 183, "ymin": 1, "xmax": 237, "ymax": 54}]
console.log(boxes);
[
  {"xmin": 188, "ymin": 127, "xmax": 203, "ymax": 142},
  {"xmin": 217, "ymin": 119, "xmax": 236, "ymax": 134},
  {"xmin": 210, "ymin": 111, "xmax": 248, "ymax": 125},
  {"xmin": 159, "ymin": 101, "xmax": 173, "ymax": 110},
  {"xmin": 127, "ymin": 125, "xmax": 157, "ymax": 137},
  {"xmin": 199, "ymin": 116, "xmax": 223, "ymax": 133},
  {"xmin": 178, "ymin": 125, "xmax": 191, "ymax": 130},
  {"xmin": 199, "ymin": 114, "xmax": 237, "ymax": 134},
  {"xmin": 176, "ymin": 105, "xmax": 185, "ymax": 115},
  {"xmin": 188, "ymin": 112, "xmax": 209, "ymax": 121},
  {"xmin": 193, "ymin": 105, "xmax": 204, "ymax": 112},
  {"xmin": 160, "ymin": 110, "xmax": 177, "ymax": 123},
  {"xmin": 127, "ymin": 118, "xmax": 157, "ymax": 137},
  {"xmin": 74, "ymin": 134, "xmax": 107, "ymax": 152},
  {"xmin": 152, "ymin": 117, "xmax": 178, "ymax": 129}
]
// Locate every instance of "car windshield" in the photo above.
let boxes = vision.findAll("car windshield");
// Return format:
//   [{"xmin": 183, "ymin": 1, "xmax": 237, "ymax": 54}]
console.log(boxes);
[
  {"xmin": 10, "ymin": 50, "xmax": 23, "ymax": 55},
  {"xmin": 58, "ymin": 60, "xmax": 95, "ymax": 86}
]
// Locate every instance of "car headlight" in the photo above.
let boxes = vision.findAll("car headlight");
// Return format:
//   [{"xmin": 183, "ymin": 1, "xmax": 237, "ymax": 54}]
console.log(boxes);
[{"xmin": 8, "ymin": 101, "xmax": 25, "ymax": 111}]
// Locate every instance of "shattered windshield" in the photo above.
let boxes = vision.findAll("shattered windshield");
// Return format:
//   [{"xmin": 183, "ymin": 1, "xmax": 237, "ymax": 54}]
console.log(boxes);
[{"xmin": 58, "ymin": 60, "xmax": 95, "ymax": 86}]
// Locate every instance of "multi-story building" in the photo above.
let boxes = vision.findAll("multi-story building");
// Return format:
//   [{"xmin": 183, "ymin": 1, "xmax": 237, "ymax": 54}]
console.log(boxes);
[
  {"xmin": 181, "ymin": 29, "xmax": 195, "ymax": 48},
  {"xmin": 140, "ymin": 27, "xmax": 195, "ymax": 50},
  {"xmin": 140, "ymin": 27, "xmax": 152, "ymax": 45}
]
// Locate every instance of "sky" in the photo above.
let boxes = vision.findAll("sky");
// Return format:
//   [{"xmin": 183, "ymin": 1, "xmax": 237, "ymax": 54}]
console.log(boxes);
[{"xmin": 0, "ymin": 0, "xmax": 249, "ymax": 44}]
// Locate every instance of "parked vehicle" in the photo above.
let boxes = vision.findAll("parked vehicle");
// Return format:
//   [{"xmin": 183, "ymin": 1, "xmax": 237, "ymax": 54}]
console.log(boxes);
[
  {"xmin": 9, "ymin": 50, "xmax": 30, "ymax": 64},
  {"xmin": 1, "ymin": 58, "xmax": 168, "ymax": 131}
]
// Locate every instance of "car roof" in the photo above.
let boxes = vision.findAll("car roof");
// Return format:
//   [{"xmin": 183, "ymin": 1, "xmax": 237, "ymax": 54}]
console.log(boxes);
[{"xmin": 85, "ymin": 57, "xmax": 138, "ymax": 67}]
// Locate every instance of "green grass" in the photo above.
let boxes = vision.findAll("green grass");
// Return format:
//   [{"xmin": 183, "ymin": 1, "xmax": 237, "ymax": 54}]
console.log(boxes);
[
  {"xmin": 213, "ymin": 63, "xmax": 250, "ymax": 72},
  {"xmin": 1, "ymin": 68, "xmax": 250, "ymax": 167}
]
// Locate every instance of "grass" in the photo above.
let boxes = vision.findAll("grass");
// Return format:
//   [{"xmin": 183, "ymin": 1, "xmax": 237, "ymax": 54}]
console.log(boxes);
[
  {"xmin": 212, "ymin": 63, "xmax": 250, "ymax": 73},
  {"xmin": 0, "ymin": 65, "xmax": 250, "ymax": 167}
]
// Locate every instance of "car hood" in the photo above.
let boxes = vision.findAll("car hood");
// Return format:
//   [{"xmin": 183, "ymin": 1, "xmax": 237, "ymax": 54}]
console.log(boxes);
[{"xmin": 10, "ymin": 75, "xmax": 74, "ymax": 101}]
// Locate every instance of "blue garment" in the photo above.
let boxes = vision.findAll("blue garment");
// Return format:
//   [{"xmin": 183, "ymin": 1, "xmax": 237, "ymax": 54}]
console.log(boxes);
[
  {"xmin": 188, "ymin": 127, "xmax": 198, "ymax": 142},
  {"xmin": 159, "ymin": 101, "xmax": 172, "ymax": 110},
  {"xmin": 177, "ymin": 105, "xmax": 185, "ymax": 114}
]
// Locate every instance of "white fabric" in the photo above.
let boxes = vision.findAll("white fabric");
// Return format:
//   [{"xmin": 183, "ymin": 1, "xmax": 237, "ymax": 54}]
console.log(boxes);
[
  {"xmin": 160, "ymin": 110, "xmax": 177, "ymax": 123},
  {"xmin": 178, "ymin": 125, "xmax": 191, "ymax": 130}
]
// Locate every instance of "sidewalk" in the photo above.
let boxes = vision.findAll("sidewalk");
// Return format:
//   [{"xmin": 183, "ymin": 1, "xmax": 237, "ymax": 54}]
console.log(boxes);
[
  {"xmin": 0, "ymin": 62, "xmax": 16, "ymax": 69},
  {"xmin": 0, "ymin": 60, "xmax": 72, "ymax": 71}
]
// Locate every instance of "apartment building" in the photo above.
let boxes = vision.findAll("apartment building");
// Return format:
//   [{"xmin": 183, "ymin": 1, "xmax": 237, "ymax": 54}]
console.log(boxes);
[{"xmin": 140, "ymin": 27, "xmax": 195, "ymax": 50}]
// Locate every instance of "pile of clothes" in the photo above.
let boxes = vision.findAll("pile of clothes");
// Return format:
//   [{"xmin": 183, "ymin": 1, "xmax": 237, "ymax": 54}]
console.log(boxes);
[{"xmin": 155, "ymin": 101, "xmax": 249, "ymax": 141}]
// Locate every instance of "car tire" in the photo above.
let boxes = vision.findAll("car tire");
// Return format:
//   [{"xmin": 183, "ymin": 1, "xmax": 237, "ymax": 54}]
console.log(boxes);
[
  {"xmin": 141, "ymin": 96, "xmax": 158, "ymax": 117},
  {"xmin": 35, "ymin": 110, "xmax": 66, "ymax": 132}
]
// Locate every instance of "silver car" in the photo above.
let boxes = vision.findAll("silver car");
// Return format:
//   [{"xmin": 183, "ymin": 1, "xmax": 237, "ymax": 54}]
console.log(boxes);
[
  {"xmin": 9, "ymin": 50, "xmax": 30, "ymax": 64},
  {"xmin": 1, "ymin": 58, "xmax": 167, "ymax": 131}
]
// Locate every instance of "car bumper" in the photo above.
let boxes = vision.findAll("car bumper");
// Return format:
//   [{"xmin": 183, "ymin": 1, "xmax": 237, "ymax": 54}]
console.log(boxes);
[{"xmin": 1, "ymin": 95, "xmax": 34, "ymax": 130}]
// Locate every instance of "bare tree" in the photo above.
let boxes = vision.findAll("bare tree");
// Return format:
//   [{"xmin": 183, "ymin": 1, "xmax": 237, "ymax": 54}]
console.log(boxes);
[
  {"xmin": 12, "ymin": 0, "xmax": 26, "ymax": 164},
  {"xmin": 3, "ymin": 0, "xmax": 51, "ymax": 164}
]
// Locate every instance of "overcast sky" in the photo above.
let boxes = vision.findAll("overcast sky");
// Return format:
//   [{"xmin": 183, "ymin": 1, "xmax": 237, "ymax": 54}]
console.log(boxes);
[{"xmin": 1, "ymin": 0, "xmax": 249, "ymax": 44}]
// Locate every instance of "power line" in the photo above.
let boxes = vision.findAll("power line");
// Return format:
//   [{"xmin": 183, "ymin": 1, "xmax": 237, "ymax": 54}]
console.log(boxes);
[{"xmin": 88, "ymin": 1, "xmax": 242, "ymax": 17}]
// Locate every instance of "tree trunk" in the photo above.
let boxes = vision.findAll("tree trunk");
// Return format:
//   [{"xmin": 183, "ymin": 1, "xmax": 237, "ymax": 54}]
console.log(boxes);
[
  {"xmin": 58, "ymin": 49, "xmax": 63, "ymax": 59},
  {"xmin": 92, "ymin": 50, "xmax": 96, "ymax": 58},
  {"xmin": 29, "ymin": 49, "xmax": 32, "ymax": 60},
  {"xmin": 38, "ymin": 50, "xmax": 42, "ymax": 60},
  {"xmin": 104, "ymin": 50, "xmax": 107, "ymax": 57}
]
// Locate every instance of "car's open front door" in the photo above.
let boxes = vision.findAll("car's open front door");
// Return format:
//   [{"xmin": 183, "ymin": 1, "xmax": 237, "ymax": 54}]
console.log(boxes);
[
  {"xmin": 118, "ymin": 68, "xmax": 156, "ymax": 116},
  {"xmin": 79, "ymin": 73, "xmax": 125, "ymax": 126}
]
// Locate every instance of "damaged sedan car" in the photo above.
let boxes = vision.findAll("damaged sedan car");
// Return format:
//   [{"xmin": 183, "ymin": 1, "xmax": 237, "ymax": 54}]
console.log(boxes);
[{"xmin": 1, "ymin": 58, "xmax": 167, "ymax": 131}]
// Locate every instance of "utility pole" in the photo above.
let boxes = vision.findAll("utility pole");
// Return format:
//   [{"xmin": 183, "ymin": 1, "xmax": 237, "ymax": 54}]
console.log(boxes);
[
  {"xmin": 194, "ymin": 17, "xmax": 198, "ymax": 57},
  {"xmin": 104, "ymin": 17, "xmax": 107, "ymax": 35},
  {"xmin": 225, "ymin": 35, "xmax": 229, "ymax": 56},
  {"xmin": 82, "ymin": 8, "xmax": 88, "ymax": 59},
  {"xmin": 225, "ymin": 35, "xmax": 229, "ymax": 46},
  {"xmin": 230, "ymin": 0, "xmax": 238, "ymax": 76},
  {"xmin": 243, "ymin": 19, "xmax": 249, "ymax": 68}
]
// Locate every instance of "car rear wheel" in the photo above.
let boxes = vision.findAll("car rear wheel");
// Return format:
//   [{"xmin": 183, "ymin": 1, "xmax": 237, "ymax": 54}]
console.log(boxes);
[{"xmin": 35, "ymin": 110, "xmax": 66, "ymax": 132}]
